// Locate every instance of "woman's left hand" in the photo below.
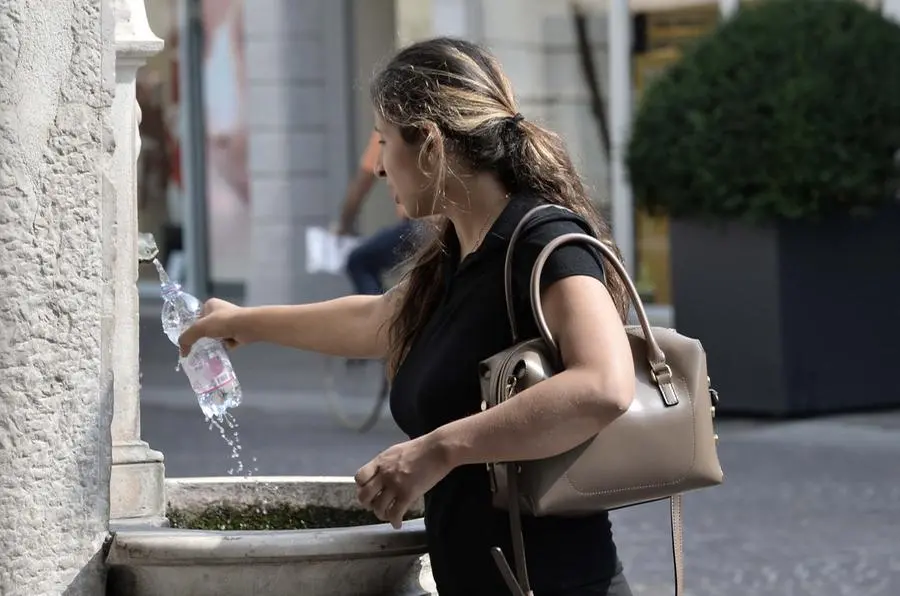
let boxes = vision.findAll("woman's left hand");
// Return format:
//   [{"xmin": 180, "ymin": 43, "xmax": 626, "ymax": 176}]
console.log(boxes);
[{"xmin": 355, "ymin": 434, "xmax": 452, "ymax": 529}]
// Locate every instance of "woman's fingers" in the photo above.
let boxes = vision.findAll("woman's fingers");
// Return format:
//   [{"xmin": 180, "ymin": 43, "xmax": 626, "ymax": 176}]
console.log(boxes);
[
  {"xmin": 178, "ymin": 319, "xmax": 207, "ymax": 357},
  {"xmin": 356, "ymin": 473, "xmax": 383, "ymax": 508},
  {"xmin": 387, "ymin": 494, "xmax": 413, "ymax": 530},
  {"xmin": 354, "ymin": 460, "xmax": 378, "ymax": 487},
  {"xmin": 371, "ymin": 488, "xmax": 395, "ymax": 522},
  {"xmin": 357, "ymin": 470, "xmax": 409, "ymax": 528},
  {"xmin": 359, "ymin": 477, "xmax": 411, "ymax": 529},
  {"xmin": 201, "ymin": 298, "xmax": 227, "ymax": 317},
  {"xmin": 178, "ymin": 299, "xmax": 242, "ymax": 356}
]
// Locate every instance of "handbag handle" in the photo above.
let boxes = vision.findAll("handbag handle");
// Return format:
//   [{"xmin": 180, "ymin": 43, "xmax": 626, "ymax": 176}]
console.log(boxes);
[
  {"xmin": 502, "ymin": 205, "xmax": 678, "ymax": 404},
  {"xmin": 531, "ymin": 232, "xmax": 677, "ymax": 405},
  {"xmin": 498, "ymin": 204, "xmax": 687, "ymax": 596},
  {"xmin": 503, "ymin": 204, "xmax": 565, "ymax": 341}
]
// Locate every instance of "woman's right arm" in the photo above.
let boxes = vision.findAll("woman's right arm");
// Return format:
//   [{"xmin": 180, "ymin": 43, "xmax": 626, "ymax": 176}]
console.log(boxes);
[{"xmin": 178, "ymin": 286, "xmax": 402, "ymax": 360}]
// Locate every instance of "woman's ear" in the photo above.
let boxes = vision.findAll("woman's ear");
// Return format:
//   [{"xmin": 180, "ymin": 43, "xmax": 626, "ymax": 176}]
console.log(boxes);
[{"xmin": 416, "ymin": 121, "xmax": 445, "ymax": 178}]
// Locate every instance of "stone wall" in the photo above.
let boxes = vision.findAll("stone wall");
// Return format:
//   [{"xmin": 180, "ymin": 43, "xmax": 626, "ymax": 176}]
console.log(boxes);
[{"xmin": 0, "ymin": 0, "xmax": 114, "ymax": 593}]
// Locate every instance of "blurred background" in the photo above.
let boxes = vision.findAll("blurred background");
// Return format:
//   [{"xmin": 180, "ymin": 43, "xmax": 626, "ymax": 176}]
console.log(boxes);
[{"xmin": 135, "ymin": 1, "xmax": 900, "ymax": 594}]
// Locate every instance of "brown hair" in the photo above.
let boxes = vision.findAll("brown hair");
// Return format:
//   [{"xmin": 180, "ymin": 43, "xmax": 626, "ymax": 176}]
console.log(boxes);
[{"xmin": 371, "ymin": 37, "xmax": 628, "ymax": 377}]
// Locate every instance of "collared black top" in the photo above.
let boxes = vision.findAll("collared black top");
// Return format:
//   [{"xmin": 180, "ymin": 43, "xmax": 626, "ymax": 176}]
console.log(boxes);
[{"xmin": 390, "ymin": 196, "xmax": 621, "ymax": 595}]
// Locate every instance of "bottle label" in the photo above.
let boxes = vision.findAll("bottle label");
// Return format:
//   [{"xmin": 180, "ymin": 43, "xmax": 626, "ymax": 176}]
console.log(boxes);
[{"xmin": 183, "ymin": 349, "xmax": 236, "ymax": 394}]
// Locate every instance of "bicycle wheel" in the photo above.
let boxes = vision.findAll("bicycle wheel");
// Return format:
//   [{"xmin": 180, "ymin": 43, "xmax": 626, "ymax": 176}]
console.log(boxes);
[{"xmin": 322, "ymin": 356, "xmax": 390, "ymax": 433}]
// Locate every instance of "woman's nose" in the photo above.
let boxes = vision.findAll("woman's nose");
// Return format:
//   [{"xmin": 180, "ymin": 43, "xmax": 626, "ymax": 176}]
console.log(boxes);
[{"xmin": 374, "ymin": 147, "xmax": 385, "ymax": 178}]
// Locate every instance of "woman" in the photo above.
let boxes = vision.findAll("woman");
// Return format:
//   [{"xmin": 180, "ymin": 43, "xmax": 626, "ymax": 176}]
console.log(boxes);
[{"xmin": 179, "ymin": 37, "xmax": 636, "ymax": 595}]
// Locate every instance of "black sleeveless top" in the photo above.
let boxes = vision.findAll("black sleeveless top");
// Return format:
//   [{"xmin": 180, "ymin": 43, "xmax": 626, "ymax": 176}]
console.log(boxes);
[{"xmin": 390, "ymin": 197, "xmax": 620, "ymax": 595}]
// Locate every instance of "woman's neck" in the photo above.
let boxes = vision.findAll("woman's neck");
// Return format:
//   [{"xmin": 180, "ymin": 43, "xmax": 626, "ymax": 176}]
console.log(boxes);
[{"xmin": 444, "ymin": 174, "xmax": 510, "ymax": 258}]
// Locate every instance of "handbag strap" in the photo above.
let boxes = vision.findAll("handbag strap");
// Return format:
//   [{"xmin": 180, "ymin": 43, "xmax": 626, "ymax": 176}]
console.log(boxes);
[
  {"xmin": 496, "ymin": 203, "xmax": 685, "ymax": 596},
  {"xmin": 499, "ymin": 452, "xmax": 686, "ymax": 596},
  {"xmin": 503, "ymin": 205, "xmax": 676, "ymax": 396},
  {"xmin": 499, "ymin": 476, "xmax": 686, "ymax": 596},
  {"xmin": 502, "ymin": 204, "xmax": 586, "ymax": 343}
]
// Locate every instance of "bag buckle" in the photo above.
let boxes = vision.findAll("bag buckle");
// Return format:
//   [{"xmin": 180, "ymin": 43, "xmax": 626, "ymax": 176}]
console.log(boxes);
[
  {"xmin": 650, "ymin": 364, "xmax": 679, "ymax": 406},
  {"xmin": 650, "ymin": 363, "xmax": 673, "ymax": 385}
]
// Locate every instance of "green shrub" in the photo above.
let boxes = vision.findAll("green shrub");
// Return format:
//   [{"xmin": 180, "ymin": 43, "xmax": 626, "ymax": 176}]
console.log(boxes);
[{"xmin": 626, "ymin": 0, "xmax": 900, "ymax": 223}]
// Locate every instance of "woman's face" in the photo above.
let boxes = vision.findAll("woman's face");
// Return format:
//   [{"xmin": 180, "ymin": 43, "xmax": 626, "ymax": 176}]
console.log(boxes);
[{"xmin": 374, "ymin": 114, "xmax": 439, "ymax": 218}]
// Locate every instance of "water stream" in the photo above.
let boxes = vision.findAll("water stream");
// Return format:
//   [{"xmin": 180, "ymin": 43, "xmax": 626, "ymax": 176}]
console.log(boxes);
[{"xmin": 140, "ymin": 233, "xmax": 262, "ymax": 485}]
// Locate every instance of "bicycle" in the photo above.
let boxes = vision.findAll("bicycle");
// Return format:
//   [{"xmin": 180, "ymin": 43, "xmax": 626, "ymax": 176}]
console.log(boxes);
[
  {"xmin": 322, "ymin": 356, "xmax": 391, "ymax": 433},
  {"xmin": 319, "ymin": 259, "xmax": 407, "ymax": 434},
  {"xmin": 318, "ymin": 215, "xmax": 424, "ymax": 432}
]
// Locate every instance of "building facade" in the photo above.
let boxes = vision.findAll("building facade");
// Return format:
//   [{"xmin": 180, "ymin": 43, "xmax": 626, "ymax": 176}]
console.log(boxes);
[
  {"xmin": 241, "ymin": 0, "xmax": 628, "ymax": 308},
  {"xmin": 139, "ymin": 0, "xmax": 627, "ymax": 307},
  {"xmin": 137, "ymin": 0, "xmax": 900, "ymax": 320}
]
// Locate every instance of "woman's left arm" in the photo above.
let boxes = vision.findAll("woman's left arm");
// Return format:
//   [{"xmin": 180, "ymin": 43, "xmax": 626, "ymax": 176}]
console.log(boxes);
[
  {"xmin": 355, "ymin": 274, "xmax": 635, "ymax": 528},
  {"xmin": 432, "ymin": 274, "xmax": 635, "ymax": 466}
]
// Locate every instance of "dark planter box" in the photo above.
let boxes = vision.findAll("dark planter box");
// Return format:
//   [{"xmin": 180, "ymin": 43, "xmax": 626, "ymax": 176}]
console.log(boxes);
[{"xmin": 670, "ymin": 204, "xmax": 900, "ymax": 417}]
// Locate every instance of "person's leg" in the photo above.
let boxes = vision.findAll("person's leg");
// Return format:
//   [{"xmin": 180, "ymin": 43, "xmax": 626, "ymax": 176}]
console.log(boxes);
[
  {"xmin": 345, "ymin": 240, "xmax": 383, "ymax": 295},
  {"xmin": 345, "ymin": 220, "xmax": 416, "ymax": 295}
]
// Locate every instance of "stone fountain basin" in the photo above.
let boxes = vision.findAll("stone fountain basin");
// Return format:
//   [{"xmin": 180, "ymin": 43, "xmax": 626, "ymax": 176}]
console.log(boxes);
[{"xmin": 106, "ymin": 476, "xmax": 434, "ymax": 596}]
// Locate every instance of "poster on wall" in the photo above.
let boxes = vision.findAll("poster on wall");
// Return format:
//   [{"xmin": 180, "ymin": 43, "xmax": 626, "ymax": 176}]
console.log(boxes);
[
  {"xmin": 137, "ymin": 0, "xmax": 182, "ymax": 284},
  {"xmin": 136, "ymin": 0, "xmax": 251, "ymax": 288},
  {"xmin": 202, "ymin": 0, "xmax": 250, "ymax": 285}
]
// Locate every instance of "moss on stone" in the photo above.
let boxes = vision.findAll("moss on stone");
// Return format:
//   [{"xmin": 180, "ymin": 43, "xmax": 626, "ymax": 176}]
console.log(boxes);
[{"xmin": 167, "ymin": 502, "xmax": 416, "ymax": 531}]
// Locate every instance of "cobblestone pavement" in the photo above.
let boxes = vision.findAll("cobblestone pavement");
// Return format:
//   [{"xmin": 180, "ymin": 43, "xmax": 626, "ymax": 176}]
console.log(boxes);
[
  {"xmin": 611, "ymin": 415, "xmax": 900, "ymax": 596},
  {"xmin": 140, "ymin": 315, "xmax": 900, "ymax": 596}
]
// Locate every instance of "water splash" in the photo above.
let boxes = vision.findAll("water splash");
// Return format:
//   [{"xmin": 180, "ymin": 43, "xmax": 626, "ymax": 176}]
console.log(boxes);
[
  {"xmin": 141, "ymin": 231, "xmax": 264, "ymax": 484},
  {"xmin": 205, "ymin": 412, "xmax": 260, "ymax": 478},
  {"xmin": 205, "ymin": 413, "xmax": 272, "ymax": 520}
]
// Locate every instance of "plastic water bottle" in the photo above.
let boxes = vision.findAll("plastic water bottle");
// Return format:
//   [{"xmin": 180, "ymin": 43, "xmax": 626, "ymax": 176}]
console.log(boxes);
[{"xmin": 155, "ymin": 262, "xmax": 242, "ymax": 420}]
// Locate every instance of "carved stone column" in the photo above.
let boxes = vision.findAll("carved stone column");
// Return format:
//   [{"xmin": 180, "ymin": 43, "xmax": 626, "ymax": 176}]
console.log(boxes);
[
  {"xmin": 0, "ymin": 0, "xmax": 115, "ymax": 592},
  {"xmin": 109, "ymin": 0, "xmax": 167, "ymax": 526}
]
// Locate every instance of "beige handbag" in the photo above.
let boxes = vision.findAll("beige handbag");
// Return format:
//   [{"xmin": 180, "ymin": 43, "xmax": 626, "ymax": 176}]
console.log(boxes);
[{"xmin": 479, "ymin": 205, "xmax": 724, "ymax": 596}]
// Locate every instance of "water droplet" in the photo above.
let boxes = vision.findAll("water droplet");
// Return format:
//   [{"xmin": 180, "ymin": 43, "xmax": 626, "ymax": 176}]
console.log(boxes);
[{"xmin": 203, "ymin": 412, "xmax": 259, "ymax": 482}]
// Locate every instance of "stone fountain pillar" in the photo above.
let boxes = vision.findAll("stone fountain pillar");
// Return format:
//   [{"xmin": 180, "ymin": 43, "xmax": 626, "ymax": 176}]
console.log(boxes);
[
  {"xmin": 108, "ymin": 0, "xmax": 167, "ymax": 527},
  {"xmin": 0, "ymin": 0, "xmax": 115, "ymax": 593}
]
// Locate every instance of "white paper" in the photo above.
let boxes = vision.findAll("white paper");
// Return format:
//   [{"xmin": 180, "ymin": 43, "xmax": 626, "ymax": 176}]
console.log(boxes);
[{"xmin": 304, "ymin": 226, "xmax": 361, "ymax": 274}]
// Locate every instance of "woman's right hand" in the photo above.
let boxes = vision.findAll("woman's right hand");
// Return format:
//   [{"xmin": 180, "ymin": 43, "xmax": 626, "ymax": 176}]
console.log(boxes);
[{"xmin": 178, "ymin": 298, "xmax": 248, "ymax": 357}]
